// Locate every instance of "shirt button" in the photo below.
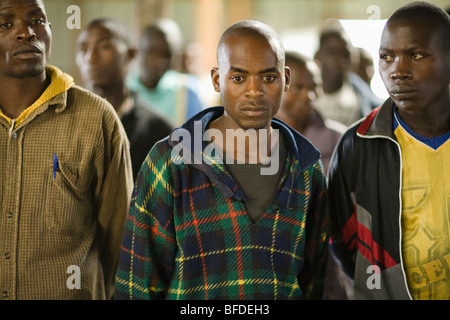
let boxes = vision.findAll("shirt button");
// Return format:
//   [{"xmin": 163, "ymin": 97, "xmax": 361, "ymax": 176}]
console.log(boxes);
[
  {"xmin": 4, "ymin": 252, "xmax": 10, "ymax": 260},
  {"xmin": 3, "ymin": 291, "xmax": 9, "ymax": 299},
  {"xmin": 12, "ymin": 132, "xmax": 17, "ymax": 139},
  {"xmin": 7, "ymin": 212, "xmax": 13, "ymax": 219}
]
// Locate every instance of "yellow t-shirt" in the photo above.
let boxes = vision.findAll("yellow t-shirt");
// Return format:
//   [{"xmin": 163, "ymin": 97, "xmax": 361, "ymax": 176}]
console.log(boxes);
[{"xmin": 394, "ymin": 111, "xmax": 450, "ymax": 300}]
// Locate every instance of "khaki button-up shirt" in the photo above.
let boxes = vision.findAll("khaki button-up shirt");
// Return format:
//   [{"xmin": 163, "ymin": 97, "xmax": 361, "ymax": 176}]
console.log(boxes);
[{"xmin": 0, "ymin": 75, "xmax": 133, "ymax": 299}]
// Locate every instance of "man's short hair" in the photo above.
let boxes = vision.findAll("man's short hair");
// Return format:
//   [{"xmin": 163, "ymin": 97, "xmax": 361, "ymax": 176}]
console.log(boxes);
[
  {"xmin": 85, "ymin": 18, "xmax": 132, "ymax": 48},
  {"xmin": 387, "ymin": 1, "xmax": 450, "ymax": 51},
  {"xmin": 285, "ymin": 51, "xmax": 308, "ymax": 66},
  {"xmin": 217, "ymin": 20, "xmax": 285, "ymax": 63},
  {"xmin": 284, "ymin": 51, "xmax": 321, "ymax": 84},
  {"xmin": 140, "ymin": 18, "xmax": 184, "ymax": 56}
]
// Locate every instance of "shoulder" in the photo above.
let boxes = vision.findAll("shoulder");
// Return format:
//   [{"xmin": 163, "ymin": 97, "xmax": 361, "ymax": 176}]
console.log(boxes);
[
  {"xmin": 137, "ymin": 137, "xmax": 175, "ymax": 178},
  {"xmin": 65, "ymin": 85, "xmax": 126, "ymax": 138},
  {"xmin": 124, "ymin": 95, "xmax": 173, "ymax": 135},
  {"xmin": 66, "ymin": 85, "xmax": 116, "ymax": 116},
  {"xmin": 273, "ymin": 117, "xmax": 321, "ymax": 171}
]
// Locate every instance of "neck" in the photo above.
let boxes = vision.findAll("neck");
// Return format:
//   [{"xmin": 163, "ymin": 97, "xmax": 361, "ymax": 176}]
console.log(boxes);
[
  {"xmin": 397, "ymin": 97, "xmax": 450, "ymax": 138},
  {"xmin": 91, "ymin": 82, "xmax": 129, "ymax": 114},
  {"xmin": 139, "ymin": 70, "xmax": 166, "ymax": 90},
  {"xmin": 0, "ymin": 73, "xmax": 49, "ymax": 119},
  {"xmin": 208, "ymin": 115, "xmax": 274, "ymax": 164},
  {"xmin": 277, "ymin": 111, "xmax": 310, "ymax": 134},
  {"xmin": 322, "ymin": 73, "xmax": 344, "ymax": 94}
]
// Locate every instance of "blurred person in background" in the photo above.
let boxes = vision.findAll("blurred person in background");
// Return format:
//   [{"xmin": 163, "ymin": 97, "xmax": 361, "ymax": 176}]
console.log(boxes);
[
  {"xmin": 276, "ymin": 51, "xmax": 353, "ymax": 300},
  {"xmin": 352, "ymin": 46, "xmax": 375, "ymax": 86},
  {"xmin": 76, "ymin": 18, "xmax": 173, "ymax": 180},
  {"xmin": 314, "ymin": 20, "xmax": 382, "ymax": 127},
  {"xmin": 126, "ymin": 18, "xmax": 204, "ymax": 127},
  {"xmin": 276, "ymin": 51, "xmax": 346, "ymax": 173}
]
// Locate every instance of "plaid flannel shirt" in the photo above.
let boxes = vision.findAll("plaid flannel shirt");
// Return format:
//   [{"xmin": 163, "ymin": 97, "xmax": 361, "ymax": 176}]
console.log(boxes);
[{"xmin": 115, "ymin": 107, "xmax": 330, "ymax": 300}]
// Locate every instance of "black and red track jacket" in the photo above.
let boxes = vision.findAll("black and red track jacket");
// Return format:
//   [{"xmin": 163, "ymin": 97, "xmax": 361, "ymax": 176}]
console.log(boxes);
[{"xmin": 328, "ymin": 98, "xmax": 412, "ymax": 299}]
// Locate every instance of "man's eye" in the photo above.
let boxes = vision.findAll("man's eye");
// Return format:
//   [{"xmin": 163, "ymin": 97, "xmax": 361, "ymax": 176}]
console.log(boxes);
[
  {"xmin": 262, "ymin": 75, "xmax": 276, "ymax": 82},
  {"xmin": 31, "ymin": 18, "xmax": 45, "ymax": 25},
  {"xmin": 76, "ymin": 46, "xmax": 87, "ymax": 55},
  {"xmin": 411, "ymin": 53, "xmax": 424, "ymax": 60},
  {"xmin": 380, "ymin": 54, "xmax": 393, "ymax": 63},
  {"xmin": 99, "ymin": 43, "xmax": 113, "ymax": 51},
  {"xmin": 0, "ymin": 22, "xmax": 12, "ymax": 29},
  {"xmin": 231, "ymin": 75, "xmax": 245, "ymax": 83}
]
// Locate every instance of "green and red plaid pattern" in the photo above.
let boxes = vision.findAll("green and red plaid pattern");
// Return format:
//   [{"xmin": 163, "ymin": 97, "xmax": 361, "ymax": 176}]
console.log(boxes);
[{"xmin": 115, "ymin": 107, "xmax": 330, "ymax": 300}]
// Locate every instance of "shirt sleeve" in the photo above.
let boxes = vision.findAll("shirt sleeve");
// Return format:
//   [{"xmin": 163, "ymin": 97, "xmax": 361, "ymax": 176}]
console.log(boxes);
[
  {"xmin": 298, "ymin": 161, "xmax": 330, "ymax": 299},
  {"xmin": 95, "ymin": 113, "xmax": 134, "ymax": 300},
  {"xmin": 114, "ymin": 142, "xmax": 176, "ymax": 300},
  {"xmin": 327, "ymin": 131, "xmax": 358, "ymax": 279}
]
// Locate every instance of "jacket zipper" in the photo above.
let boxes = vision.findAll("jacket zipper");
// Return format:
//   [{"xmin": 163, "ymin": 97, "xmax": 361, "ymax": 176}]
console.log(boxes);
[{"xmin": 356, "ymin": 132, "xmax": 413, "ymax": 300}]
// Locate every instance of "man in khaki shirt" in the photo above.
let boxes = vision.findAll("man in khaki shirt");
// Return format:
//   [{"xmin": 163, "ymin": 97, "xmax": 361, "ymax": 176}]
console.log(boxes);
[{"xmin": 0, "ymin": 0, "xmax": 133, "ymax": 299}]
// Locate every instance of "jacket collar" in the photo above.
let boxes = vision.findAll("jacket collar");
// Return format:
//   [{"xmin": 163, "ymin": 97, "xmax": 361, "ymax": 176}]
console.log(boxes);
[
  {"xmin": 168, "ymin": 106, "xmax": 320, "ymax": 170},
  {"xmin": 167, "ymin": 106, "xmax": 321, "ymax": 201},
  {"xmin": 0, "ymin": 66, "xmax": 73, "ymax": 131},
  {"xmin": 357, "ymin": 98, "xmax": 395, "ymax": 139}
]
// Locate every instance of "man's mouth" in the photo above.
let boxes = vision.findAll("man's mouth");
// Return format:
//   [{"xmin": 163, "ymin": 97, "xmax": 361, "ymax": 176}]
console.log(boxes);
[
  {"xmin": 241, "ymin": 105, "xmax": 268, "ymax": 117},
  {"xmin": 87, "ymin": 68, "xmax": 102, "ymax": 77},
  {"xmin": 390, "ymin": 85, "xmax": 416, "ymax": 99},
  {"xmin": 14, "ymin": 45, "xmax": 42, "ymax": 58}
]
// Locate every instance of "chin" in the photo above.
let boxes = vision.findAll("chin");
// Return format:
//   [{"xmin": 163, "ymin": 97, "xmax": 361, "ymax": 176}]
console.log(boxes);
[
  {"xmin": 393, "ymin": 99, "xmax": 424, "ymax": 114},
  {"xmin": 5, "ymin": 65, "xmax": 46, "ymax": 79},
  {"xmin": 239, "ymin": 120, "xmax": 271, "ymax": 130}
]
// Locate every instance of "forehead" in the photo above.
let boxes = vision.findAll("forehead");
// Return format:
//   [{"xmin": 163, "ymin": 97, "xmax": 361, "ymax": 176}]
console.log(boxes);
[
  {"xmin": 322, "ymin": 34, "xmax": 347, "ymax": 47},
  {"xmin": 141, "ymin": 30, "xmax": 167, "ymax": 48},
  {"xmin": 381, "ymin": 19, "xmax": 443, "ymax": 51},
  {"xmin": 78, "ymin": 25, "xmax": 115, "ymax": 43},
  {"xmin": 289, "ymin": 61, "xmax": 318, "ymax": 82},
  {"xmin": 219, "ymin": 33, "xmax": 281, "ymax": 68},
  {"xmin": 0, "ymin": 0, "xmax": 46, "ymax": 14}
]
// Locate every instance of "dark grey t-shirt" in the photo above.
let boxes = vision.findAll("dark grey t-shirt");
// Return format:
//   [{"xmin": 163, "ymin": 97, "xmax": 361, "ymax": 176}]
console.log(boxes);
[{"xmin": 225, "ymin": 133, "xmax": 287, "ymax": 222}]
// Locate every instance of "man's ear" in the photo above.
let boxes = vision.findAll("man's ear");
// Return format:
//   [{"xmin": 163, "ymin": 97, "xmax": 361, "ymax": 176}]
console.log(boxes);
[
  {"xmin": 211, "ymin": 67, "xmax": 220, "ymax": 93},
  {"xmin": 284, "ymin": 66, "xmax": 291, "ymax": 92}
]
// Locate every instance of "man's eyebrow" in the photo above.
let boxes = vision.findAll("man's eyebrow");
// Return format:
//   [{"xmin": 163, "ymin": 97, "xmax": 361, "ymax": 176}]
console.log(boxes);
[
  {"xmin": 379, "ymin": 46, "xmax": 422, "ymax": 53},
  {"xmin": 230, "ymin": 67, "xmax": 249, "ymax": 74},
  {"xmin": 77, "ymin": 35, "xmax": 114, "ymax": 46},
  {"xmin": 230, "ymin": 67, "xmax": 278, "ymax": 74},
  {"xmin": 0, "ymin": 12, "xmax": 15, "ymax": 19},
  {"xmin": 379, "ymin": 47, "xmax": 393, "ymax": 52},
  {"xmin": 258, "ymin": 67, "xmax": 278, "ymax": 74}
]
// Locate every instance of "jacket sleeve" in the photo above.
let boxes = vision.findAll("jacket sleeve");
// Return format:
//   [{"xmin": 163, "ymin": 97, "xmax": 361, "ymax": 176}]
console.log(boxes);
[
  {"xmin": 327, "ymin": 129, "xmax": 358, "ymax": 279},
  {"xmin": 114, "ymin": 142, "xmax": 176, "ymax": 300},
  {"xmin": 95, "ymin": 111, "xmax": 134, "ymax": 300},
  {"xmin": 298, "ymin": 161, "xmax": 330, "ymax": 299}
]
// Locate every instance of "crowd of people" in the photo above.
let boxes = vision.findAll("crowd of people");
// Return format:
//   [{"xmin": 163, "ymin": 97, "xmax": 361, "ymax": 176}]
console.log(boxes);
[{"xmin": 0, "ymin": 0, "xmax": 449, "ymax": 301}]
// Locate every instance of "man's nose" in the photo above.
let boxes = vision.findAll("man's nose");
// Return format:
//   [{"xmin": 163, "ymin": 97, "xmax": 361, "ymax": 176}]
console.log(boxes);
[
  {"xmin": 390, "ymin": 57, "xmax": 413, "ymax": 80},
  {"xmin": 245, "ymin": 77, "xmax": 263, "ymax": 97},
  {"xmin": 84, "ymin": 47, "xmax": 99, "ymax": 63},
  {"xmin": 15, "ymin": 21, "xmax": 37, "ymax": 41}
]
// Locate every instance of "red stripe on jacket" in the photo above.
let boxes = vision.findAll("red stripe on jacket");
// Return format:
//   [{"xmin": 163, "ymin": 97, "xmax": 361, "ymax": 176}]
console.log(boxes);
[{"xmin": 341, "ymin": 210, "xmax": 397, "ymax": 269}]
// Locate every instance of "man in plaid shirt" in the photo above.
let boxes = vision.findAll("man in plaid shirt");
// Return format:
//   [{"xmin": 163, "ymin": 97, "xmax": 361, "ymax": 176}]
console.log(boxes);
[{"xmin": 115, "ymin": 20, "xmax": 330, "ymax": 300}]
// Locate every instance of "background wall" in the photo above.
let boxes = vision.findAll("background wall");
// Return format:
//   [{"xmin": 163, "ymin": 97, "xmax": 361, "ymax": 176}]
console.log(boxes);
[{"xmin": 44, "ymin": 0, "xmax": 450, "ymax": 102}]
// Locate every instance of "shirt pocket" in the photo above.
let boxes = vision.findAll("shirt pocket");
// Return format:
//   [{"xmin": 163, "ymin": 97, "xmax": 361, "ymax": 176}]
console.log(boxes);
[{"xmin": 45, "ymin": 161, "xmax": 94, "ymax": 235}]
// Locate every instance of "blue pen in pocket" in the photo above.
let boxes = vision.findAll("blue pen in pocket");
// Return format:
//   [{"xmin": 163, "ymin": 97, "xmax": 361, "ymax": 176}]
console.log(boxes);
[{"xmin": 53, "ymin": 153, "xmax": 59, "ymax": 178}]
